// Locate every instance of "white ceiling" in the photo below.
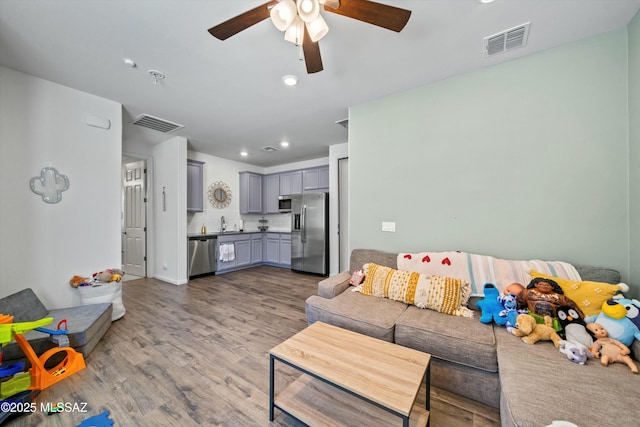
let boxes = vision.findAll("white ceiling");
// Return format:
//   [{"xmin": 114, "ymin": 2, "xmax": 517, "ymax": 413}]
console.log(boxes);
[{"xmin": 1, "ymin": 0, "xmax": 639, "ymax": 167}]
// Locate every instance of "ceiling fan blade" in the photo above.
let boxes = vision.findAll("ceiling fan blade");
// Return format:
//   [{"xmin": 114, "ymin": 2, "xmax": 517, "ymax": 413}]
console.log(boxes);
[
  {"xmin": 208, "ymin": 1, "xmax": 279, "ymax": 40},
  {"xmin": 324, "ymin": 0, "xmax": 411, "ymax": 32},
  {"xmin": 302, "ymin": 26, "xmax": 323, "ymax": 74}
]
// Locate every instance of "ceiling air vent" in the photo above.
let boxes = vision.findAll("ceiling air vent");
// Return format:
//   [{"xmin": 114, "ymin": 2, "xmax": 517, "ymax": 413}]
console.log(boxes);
[
  {"xmin": 132, "ymin": 114, "xmax": 184, "ymax": 133},
  {"xmin": 261, "ymin": 146, "xmax": 279, "ymax": 153},
  {"xmin": 484, "ymin": 22, "xmax": 530, "ymax": 57},
  {"xmin": 335, "ymin": 118, "xmax": 349, "ymax": 129}
]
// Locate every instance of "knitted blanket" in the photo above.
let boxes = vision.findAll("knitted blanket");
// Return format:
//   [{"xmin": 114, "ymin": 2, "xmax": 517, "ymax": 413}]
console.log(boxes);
[{"xmin": 397, "ymin": 251, "xmax": 581, "ymax": 296}]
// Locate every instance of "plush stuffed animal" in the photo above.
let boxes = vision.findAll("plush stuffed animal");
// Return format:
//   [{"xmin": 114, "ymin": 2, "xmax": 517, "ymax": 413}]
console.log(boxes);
[
  {"xmin": 557, "ymin": 305, "xmax": 592, "ymax": 349},
  {"xmin": 69, "ymin": 275, "xmax": 90, "ymax": 288},
  {"xmin": 516, "ymin": 278, "xmax": 583, "ymax": 319},
  {"xmin": 558, "ymin": 340, "xmax": 593, "ymax": 365},
  {"xmin": 477, "ymin": 283, "xmax": 507, "ymax": 325},
  {"xmin": 585, "ymin": 297, "xmax": 640, "ymax": 347},
  {"xmin": 499, "ymin": 293, "xmax": 527, "ymax": 332},
  {"xmin": 587, "ymin": 322, "xmax": 638, "ymax": 374},
  {"xmin": 93, "ymin": 268, "xmax": 125, "ymax": 283},
  {"xmin": 511, "ymin": 314, "xmax": 561, "ymax": 348}
]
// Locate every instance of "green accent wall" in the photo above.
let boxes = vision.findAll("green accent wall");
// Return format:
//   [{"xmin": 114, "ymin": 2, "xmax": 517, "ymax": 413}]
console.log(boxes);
[
  {"xmin": 629, "ymin": 12, "xmax": 640, "ymax": 298},
  {"xmin": 350, "ymin": 29, "xmax": 635, "ymax": 295}
]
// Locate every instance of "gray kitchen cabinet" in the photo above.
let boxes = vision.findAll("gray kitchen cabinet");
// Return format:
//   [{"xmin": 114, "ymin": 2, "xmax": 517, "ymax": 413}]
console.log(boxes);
[
  {"xmin": 302, "ymin": 166, "xmax": 329, "ymax": 191},
  {"xmin": 217, "ymin": 237, "xmax": 236, "ymax": 272},
  {"xmin": 263, "ymin": 174, "xmax": 280, "ymax": 214},
  {"xmin": 187, "ymin": 159, "xmax": 204, "ymax": 212},
  {"xmin": 251, "ymin": 234, "xmax": 263, "ymax": 263},
  {"xmin": 265, "ymin": 234, "xmax": 280, "ymax": 264},
  {"xmin": 279, "ymin": 234, "xmax": 291, "ymax": 266},
  {"xmin": 280, "ymin": 171, "xmax": 303, "ymax": 196},
  {"xmin": 235, "ymin": 239, "xmax": 251, "ymax": 267},
  {"xmin": 239, "ymin": 172, "xmax": 263, "ymax": 214}
]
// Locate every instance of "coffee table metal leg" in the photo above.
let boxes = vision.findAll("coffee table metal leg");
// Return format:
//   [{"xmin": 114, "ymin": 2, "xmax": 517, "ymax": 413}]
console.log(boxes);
[
  {"xmin": 425, "ymin": 363, "xmax": 431, "ymax": 426},
  {"xmin": 269, "ymin": 355, "xmax": 275, "ymax": 421}
]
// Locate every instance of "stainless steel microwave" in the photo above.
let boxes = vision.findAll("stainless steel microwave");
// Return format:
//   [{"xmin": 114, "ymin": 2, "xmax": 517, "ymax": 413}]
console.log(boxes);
[{"xmin": 278, "ymin": 197, "xmax": 292, "ymax": 212}]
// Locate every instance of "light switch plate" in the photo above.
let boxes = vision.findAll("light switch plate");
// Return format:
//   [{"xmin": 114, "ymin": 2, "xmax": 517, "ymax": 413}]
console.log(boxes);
[{"xmin": 382, "ymin": 221, "xmax": 396, "ymax": 232}]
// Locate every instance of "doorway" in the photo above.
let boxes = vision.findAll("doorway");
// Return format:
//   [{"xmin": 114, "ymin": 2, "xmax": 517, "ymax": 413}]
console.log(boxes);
[
  {"xmin": 338, "ymin": 157, "xmax": 349, "ymax": 271},
  {"xmin": 122, "ymin": 160, "xmax": 147, "ymax": 277}
]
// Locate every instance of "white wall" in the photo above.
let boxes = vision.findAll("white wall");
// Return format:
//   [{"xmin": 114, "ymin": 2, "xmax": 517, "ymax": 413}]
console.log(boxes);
[
  {"xmin": 0, "ymin": 66, "xmax": 122, "ymax": 308},
  {"xmin": 153, "ymin": 137, "xmax": 188, "ymax": 285},
  {"xmin": 350, "ymin": 29, "xmax": 633, "ymax": 294}
]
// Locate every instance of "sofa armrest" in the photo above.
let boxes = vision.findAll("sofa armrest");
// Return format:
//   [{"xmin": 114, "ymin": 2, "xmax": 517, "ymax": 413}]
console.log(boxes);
[{"xmin": 317, "ymin": 271, "xmax": 352, "ymax": 299}]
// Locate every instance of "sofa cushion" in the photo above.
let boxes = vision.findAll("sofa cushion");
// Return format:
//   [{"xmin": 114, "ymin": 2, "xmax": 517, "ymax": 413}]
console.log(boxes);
[
  {"xmin": 305, "ymin": 290, "xmax": 407, "ymax": 342},
  {"xmin": 395, "ymin": 306, "xmax": 497, "ymax": 372},
  {"xmin": 496, "ymin": 326, "xmax": 639, "ymax": 426},
  {"xmin": 359, "ymin": 262, "xmax": 473, "ymax": 317}
]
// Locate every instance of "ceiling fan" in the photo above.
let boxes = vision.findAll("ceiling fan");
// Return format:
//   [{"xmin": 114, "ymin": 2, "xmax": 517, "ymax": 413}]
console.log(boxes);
[{"xmin": 208, "ymin": 0, "xmax": 411, "ymax": 74}]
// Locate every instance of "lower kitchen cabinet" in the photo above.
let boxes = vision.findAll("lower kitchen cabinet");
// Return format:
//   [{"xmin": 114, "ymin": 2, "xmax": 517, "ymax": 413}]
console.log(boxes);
[
  {"xmin": 264, "ymin": 233, "xmax": 291, "ymax": 268},
  {"xmin": 235, "ymin": 239, "xmax": 251, "ymax": 267},
  {"xmin": 216, "ymin": 232, "xmax": 290, "ymax": 274}
]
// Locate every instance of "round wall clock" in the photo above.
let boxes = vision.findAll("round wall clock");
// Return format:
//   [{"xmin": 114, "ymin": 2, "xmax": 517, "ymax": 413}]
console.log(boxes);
[{"xmin": 208, "ymin": 181, "xmax": 232, "ymax": 208}]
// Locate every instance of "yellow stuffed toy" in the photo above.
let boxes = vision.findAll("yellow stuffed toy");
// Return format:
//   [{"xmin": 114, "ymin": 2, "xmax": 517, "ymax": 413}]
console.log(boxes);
[{"xmin": 511, "ymin": 314, "xmax": 561, "ymax": 348}]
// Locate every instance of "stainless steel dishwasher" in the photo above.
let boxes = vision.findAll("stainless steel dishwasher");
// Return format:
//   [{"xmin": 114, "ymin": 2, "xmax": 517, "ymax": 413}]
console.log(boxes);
[{"xmin": 188, "ymin": 235, "xmax": 217, "ymax": 278}]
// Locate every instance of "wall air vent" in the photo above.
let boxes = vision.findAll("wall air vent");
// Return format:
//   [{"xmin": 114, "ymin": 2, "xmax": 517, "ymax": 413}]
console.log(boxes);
[
  {"xmin": 335, "ymin": 118, "xmax": 349, "ymax": 129},
  {"xmin": 261, "ymin": 146, "xmax": 279, "ymax": 152},
  {"xmin": 132, "ymin": 114, "xmax": 184, "ymax": 133},
  {"xmin": 484, "ymin": 22, "xmax": 530, "ymax": 57}
]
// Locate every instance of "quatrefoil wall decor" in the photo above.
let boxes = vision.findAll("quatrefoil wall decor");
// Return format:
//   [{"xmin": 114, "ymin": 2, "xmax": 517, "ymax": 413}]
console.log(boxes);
[{"xmin": 30, "ymin": 167, "xmax": 70, "ymax": 204}]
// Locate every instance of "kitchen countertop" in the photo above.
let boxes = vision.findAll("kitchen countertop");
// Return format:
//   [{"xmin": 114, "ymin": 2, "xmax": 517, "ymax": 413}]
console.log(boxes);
[{"xmin": 188, "ymin": 230, "xmax": 291, "ymax": 238}]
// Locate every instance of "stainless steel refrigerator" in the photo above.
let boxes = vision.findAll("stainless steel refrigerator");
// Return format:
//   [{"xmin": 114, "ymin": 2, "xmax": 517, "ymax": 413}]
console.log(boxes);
[{"xmin": 291, "ymin": 193, "xmax": 329, "ymax": 275}]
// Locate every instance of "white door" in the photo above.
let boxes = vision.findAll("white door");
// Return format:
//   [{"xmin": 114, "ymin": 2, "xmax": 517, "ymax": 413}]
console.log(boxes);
[
  {"xmin": 338, "ymin": 157, "xmax": 349, "ymax": 271},
  {"xmin": 122, "ymin": 161, "xmax": 146, "ymax": 277}
]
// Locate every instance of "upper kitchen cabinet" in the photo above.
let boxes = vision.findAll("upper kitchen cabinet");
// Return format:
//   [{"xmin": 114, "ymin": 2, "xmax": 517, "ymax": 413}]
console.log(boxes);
[
  {"xmin": 279, "ymin": 170, "xmax": 302, "ymax": 196},
  {"xmin": 303, "ymin": 166, "xmax": 329, "ymax": 192},
  {"xmin": 187, "ymin": 159, "xmax": 204, "ymax": 212},
  {"xmin": 263, "ymin": 174, "xmax": 280, "ymax": 214},
  {"xmin": 239, "ymin": 172, "xmax": 263, "ymax": 214}
]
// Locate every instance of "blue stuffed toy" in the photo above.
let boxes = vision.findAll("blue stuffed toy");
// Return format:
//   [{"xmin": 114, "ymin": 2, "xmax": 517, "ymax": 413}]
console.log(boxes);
[
  {"xmin": 499, "ymin": 293, "xmax": 527, "ymax": 332},
  {"xmin": 585, "ymin": 296, "xmax": 640, "ymax": 347},
  {"xmin": 477, "ymin": 283, "xmax": 507, "ymax": 325}
]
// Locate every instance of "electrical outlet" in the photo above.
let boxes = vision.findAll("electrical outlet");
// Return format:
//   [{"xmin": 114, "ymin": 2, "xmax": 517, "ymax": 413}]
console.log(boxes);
[{"xmin": 381, "ymin": 222, "xmax": 396, "ymax": 232}]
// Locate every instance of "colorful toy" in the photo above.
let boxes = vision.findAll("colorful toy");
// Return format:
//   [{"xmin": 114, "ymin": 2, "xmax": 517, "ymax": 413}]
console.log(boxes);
[
  {"xmin": 585, "ymin": 298, "xmax": 640, "ymax": 347},
  {"xmin": 69, "ymin": 275, "xmax": 91, "ymax": 288},
  {"xmin": 516, "ymin": 278, "xmax": 583, "ymax": 319},
  {"xmin": 0, "ymin": 315, "xmax": 86, "ymax": 391},
  {"xmin": 76, "ymin": 410, "xmax": 115, "ymax": 427},
  {"xmin": 557, "ymin": 306, "xmax": 592, "ymax": 348},
  {"xmin": 477, "ymin": 283, "xmax": 507, "ymax": 325},
  {"xmin": 511, "ymin": 314, "xmax": 561, "ymax": 348},
  {"xmin": 499, "ymin": 293, "xmax": 527, "ymax": 332},
  {"xmin": 92, "ymin": 268, "xmax": 125, "ymax": 283},
  {"xmin": 587, "ymin": 322, "xmax": 638, "ymax": 374},
  {"xmin": 558, "ymin": 340, "xmax": 592, "ymax": 365}
]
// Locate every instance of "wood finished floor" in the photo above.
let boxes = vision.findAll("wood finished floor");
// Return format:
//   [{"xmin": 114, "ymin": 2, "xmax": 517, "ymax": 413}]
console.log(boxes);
[{"xmin": 5, "ymin": 266, "xmax": 500, "ymax": 427}]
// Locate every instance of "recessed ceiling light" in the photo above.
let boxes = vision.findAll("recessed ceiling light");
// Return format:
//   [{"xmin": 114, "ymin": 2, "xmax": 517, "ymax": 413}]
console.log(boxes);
[
  {"xmin": 240, "ymin": 151, "xmax": 248, "ymax": 157},
  {"xmin": 282, "ymin": 75, "xmax": 298, "ymax": 86},
  {"xmin": 280, "ymin": 141, "xmax": 290, "ymax": 148},
  {"xmin": 480, "ymin": 0, "xmax": 495, "ymax": 3}
]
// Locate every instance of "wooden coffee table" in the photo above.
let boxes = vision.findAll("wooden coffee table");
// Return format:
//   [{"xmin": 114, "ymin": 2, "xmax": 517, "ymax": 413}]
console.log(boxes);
[{"xmin": 269, "ymin": 322, "xmax": 431, "ymax": 427}]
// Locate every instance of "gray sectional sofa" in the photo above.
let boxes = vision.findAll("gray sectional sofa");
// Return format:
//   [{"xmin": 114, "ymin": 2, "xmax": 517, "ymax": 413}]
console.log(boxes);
[
  {"xmin": 305, "ymin": 249, "xmax": 640, "ymax": 427},
  {"xmin": 0, "ymin": 288, "xmax": 112, "ymax": 365}
]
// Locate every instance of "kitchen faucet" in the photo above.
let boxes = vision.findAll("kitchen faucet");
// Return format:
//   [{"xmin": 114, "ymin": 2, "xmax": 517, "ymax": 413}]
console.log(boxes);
[{"xmin": 221, "ymin": 216, "xmax": 226, "ymax": 232}]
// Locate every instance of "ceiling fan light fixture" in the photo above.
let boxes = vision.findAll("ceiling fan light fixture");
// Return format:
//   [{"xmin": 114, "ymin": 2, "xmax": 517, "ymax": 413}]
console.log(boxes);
[
  {"xmin": 306, "ymin": 14, "xmax": 329, "ymax": 42},
  {"xmin": 270, "ymin": 0, "xmax": 297, "ymax": 31},
  {"xmin": 284, "ymin": 15, "xmax": 305, "ymax": 44},
  {"xmin": 297, "ymin": 0, "xmax": 320, "ymax": 23}
]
